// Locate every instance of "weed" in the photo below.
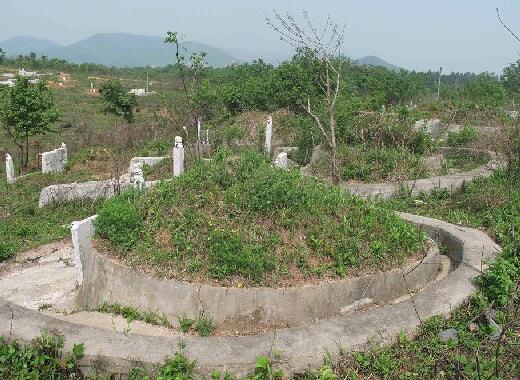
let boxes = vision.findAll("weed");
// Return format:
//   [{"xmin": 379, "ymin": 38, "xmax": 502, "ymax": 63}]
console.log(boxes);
[
  {"xmin": 95, "ymin": 302, "xmax": 171, "ymax": 328},
  {"xmin": 194, "ymin": 314, "xmax": 215, "ymax": 337},
  {"xmin": 178, "ymin": 316, "xmax": 195, "ymax": 333}
]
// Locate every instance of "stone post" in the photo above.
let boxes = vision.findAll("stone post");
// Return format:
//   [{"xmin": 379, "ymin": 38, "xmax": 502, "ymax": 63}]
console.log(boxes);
[
  {"xmin": 131, "ymin": 165, "xmax": 145, "ymax": 190},
  {"xmin": 265, "ymin": 116, "xmax": 273, "ymax": 155},
  {"xmin": 5, "ymin": 153, "xmax": 15, "ymax": 184},
  {"xmin": 173, "ymin": 136, "xmax": 185, "ymax": 177},
  {"xmin": 61, "ymin": 142, "xmax": 68, "ymax": 166},
  {"xmin": 275, "ymin": 152, "xmax": 288, "ymax": 169}
]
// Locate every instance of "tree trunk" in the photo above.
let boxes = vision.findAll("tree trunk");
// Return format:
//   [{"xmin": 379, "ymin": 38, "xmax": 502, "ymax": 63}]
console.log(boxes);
[
  {"xmin": 24, "ymin": 133, "xmax": 29, "ymax": 171},
  {"xmin": 330, "ymin": 144, "xmax": 339, "ymax": 185},
  {"xmin": 18, "ymin": 145, "xmax": 24, "ymax": 174}
]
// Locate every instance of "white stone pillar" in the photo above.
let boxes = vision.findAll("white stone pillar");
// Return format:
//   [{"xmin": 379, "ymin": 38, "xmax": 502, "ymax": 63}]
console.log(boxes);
[
  {"xmin": 61, "ymin": 142, "xmax": 68, "ymax": 166},
  {"xmin": 131, "ymin": 166, "xmax": 145, "ymax": 190},
  {"xmin": 265, "ymin": 116, "xmax": 273, "ymax": 155},
  {"xmin": 71, "ymin": 215, "xmax": 97, "ymax": 285},
  {"xmin": 173, "ymin": 136, "xmax": 185, "ymax": 177},
  {"xmin": 197, "ymin": 118, "xmax": 202, "ymax": 142},
  {"xmin": 5, "ymin": 153, "xmax": 15, "ymax": 184},
  {"xmin": 275, "ymin": 152, "xmax": 288, "ymax": 169}
]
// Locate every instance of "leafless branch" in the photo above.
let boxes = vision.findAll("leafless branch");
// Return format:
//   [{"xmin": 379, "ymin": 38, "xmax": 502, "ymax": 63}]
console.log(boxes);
[{"xmin": 497, "ymin": 8, "xmax": 520, "ymax": 44}]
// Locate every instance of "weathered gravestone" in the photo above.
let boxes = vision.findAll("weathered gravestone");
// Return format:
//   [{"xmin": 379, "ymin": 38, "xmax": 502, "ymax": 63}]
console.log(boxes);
[
  {"xmin": 5, "ymin": 153, "xmax": 15, "ymax": 184},
  {"xmin": 173, "ymin": 136, "xmax": 185, "ymax": 177},
  {"xmin": 265, "ymin": 116, "xmax": 273, "ymax": 155},
  {"xmin": 41, "ymin": 143, "xmax": 68, "ymax": 173}
]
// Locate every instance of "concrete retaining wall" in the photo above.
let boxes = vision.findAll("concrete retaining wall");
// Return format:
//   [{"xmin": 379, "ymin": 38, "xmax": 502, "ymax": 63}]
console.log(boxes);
[
  {"xmin": 0, "ymin": 213, "xmax": 499, "ymax": 377},
  {"xmin": 74, "ymin": 216, "xmax": 440, "ymax": 333}
]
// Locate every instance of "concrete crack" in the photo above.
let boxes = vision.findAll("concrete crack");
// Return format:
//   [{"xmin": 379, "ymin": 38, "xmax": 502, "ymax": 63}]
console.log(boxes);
[{"xmin": 197, "ymin": 285, "xmax": 205, "ymax": 315}]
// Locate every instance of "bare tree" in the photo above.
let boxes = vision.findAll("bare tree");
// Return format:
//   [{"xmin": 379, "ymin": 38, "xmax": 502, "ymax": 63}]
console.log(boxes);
[{"xmin": 267, "ymin": 11, "xmax": 345, "ymax": 184}]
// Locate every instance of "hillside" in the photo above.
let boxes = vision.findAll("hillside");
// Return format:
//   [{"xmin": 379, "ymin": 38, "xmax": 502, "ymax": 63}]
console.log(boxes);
[
  {"xmin": 0, "ymin": 33, "xmax": 235, "ymax": 68},
  {"xmin": 356, "ymin": 55, "xmax": 402, "ymax": 71}
]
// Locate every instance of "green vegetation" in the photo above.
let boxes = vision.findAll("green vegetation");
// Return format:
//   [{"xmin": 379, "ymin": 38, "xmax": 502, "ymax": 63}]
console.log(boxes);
[
  {"xmin": 0, "ymin": 331, "xmax": 84, "ymax": 379},
  {"xmin": 94, "ymin": 302, "xmax": 171, "ymax": 328},
  {"xmin": 99, "ymin": 79, "xmax": 138, "ymax": 124},
  {"xmin": 177, "ymin": 314, "xmax": 216, "ymax": 336},
  {"xmin": 94, "ymin": 150, "xmax": 425, "ymax": 286},
  {"xmin": 94, "ymin": 191, "xmax": 143, "ymax": 251},
  {"xmin": 0, "ymin": 76, "xmax": 60, "ymax": 171},
  {"xmin": 446, "ymin": 125, "xmax": 478, "ymax": 147},
  {"xmin": 0, "ymin": 171, "xmax": 99, "ymax": 262},
  {"xmin": 1, "ymin": 24, "xmax": 520, "ymax": 379}
]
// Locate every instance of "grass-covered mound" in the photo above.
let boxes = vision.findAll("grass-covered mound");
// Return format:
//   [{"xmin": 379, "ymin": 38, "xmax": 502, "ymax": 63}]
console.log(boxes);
[
  {"xmin": 94, "ymin": 150, "xmax": 426, "ymax": 286},
  {"xmin": 308, "ymin": 145, "xmax": 490, "ymax": 183}
]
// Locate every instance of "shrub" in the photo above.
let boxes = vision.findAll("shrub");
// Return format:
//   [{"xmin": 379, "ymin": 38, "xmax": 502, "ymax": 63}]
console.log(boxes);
[
  {"xmin": 0, "ymin": 242, "xmax": 16, "ymax": 262},
  {"xmin": 194, "ymin": 315, "xmax": 215, "ymax": 337},
  {"xmin": 446, "ymin": 125, "xmax": 477, "ymax": 147},
  {"xmin": 155, "ymin": 352, "xmax": 196, "ymax": 380},
  {"xmin": 208, "ymin": 229, "xmax": 275, "ymax": 282},
  {"xmin": 0, "ymin": 331, "xmax": 83, "ymax": 379},
  {"xmin": 95, "ymin": 192, "xmax": 143, "ymax": 251}
]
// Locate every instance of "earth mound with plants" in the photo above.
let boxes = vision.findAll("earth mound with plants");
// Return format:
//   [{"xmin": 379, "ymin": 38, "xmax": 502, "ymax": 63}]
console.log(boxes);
[{"xmin": 94, "ymin": 150, "xmax": 426, "ymax": 286}]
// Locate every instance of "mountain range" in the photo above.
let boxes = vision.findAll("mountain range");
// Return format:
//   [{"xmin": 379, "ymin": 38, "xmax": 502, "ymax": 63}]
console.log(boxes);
[{"xmin": 0, "ymin": 33, "xmax": 401, "ymax": 70}]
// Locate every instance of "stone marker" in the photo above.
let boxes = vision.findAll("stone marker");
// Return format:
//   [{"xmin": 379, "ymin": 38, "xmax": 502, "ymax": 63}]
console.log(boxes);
[
  {"xmin": 5, "ymin": 153, "xmax": 15, "ymax": 184},
  {"xmin": 265, "ymin": 116, "xmax": 273, "ymax": 155},
  {"xmin": 275, "ymin": 152, "xmax": 288, "ymax": 169},
  {"xmin": 173, "ymin": 136, "xmax": 185, "ymax": 177},
  {"xmin": 131, "ymin": 165, "xmax": 145, "ymax": 190},
  {"xmin": 41, "ymin": 143, "xmax": 68, "ymax": 173},
  {"xmin": 71, "ymin": 215, "xmax": 97, "ymax": 285}
]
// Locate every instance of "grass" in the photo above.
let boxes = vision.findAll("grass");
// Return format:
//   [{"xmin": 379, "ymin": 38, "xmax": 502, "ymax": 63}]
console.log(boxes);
[
  {"xmin": 94, "ymin": 149, "xmax": 426, "ymax": 287},
  {"xmin": 1, "ymin": 160, "xmax": 519, "ymax": 380},
  {"xmin": 94, "ymin": 302, "xmax": 171, "ymax": 328},
  {"xmin": 318, "ymin": 170, "xmax": 520, "ymax": 379},
  {"xmin": 309, "ymin": 144, "xmax": 490, "ymax": 183},
  {"xmin": 0, "ymin": 169, "xmax": 100, "ymax": 261},
  {"xmin": 441, "ymin": 150, "xmax": 490, "ymax": 174}
]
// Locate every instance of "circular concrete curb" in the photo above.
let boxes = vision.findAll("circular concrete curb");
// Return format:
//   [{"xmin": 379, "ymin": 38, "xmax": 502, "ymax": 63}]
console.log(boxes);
[
  {"xmin": 76, "ymin": 238, "xmax": 440, "ymax": 333},
  {"xmin": 0, "ymin": 213, "xmax": 500, "ymax": 377},
  {"xmin": 304, "ymin": 147, "xmax": 500, "ymax": 200}
]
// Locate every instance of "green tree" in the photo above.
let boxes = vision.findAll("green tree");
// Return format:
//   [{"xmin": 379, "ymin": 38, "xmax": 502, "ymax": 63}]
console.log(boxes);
[
  {"xmin": 501, "ymin": 59, "xmax": 520, "ymax": 101},
  {"xmin": 99, "ymin": 80, "xmax": 137, "ymax": 124},
  {"xmin": 0, "ymin": 48, "xmax": 5, "ymax": 64},
  {"xmin": 460, "ymin": 73, "xmax": 506, "ymax": 108},
  {"xmin": 0, "ymin": 76, "xmax": 60, "ymax": 171}
]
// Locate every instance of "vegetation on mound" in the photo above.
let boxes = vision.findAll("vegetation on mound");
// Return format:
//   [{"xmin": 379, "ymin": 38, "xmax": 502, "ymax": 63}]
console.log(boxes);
[
  {"xmin": 309, "ymin": 145, "xmax": 490, "ymax": 183},
  {"xmin": 94, "ymin": 150, "xmax": 425, "ymax": 286}
]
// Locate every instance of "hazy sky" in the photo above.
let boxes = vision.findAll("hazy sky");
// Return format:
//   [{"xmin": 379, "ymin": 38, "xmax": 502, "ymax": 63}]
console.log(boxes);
[{"xmin": 1, "ymin": 0, "xmax": 520, "ymax": 73}]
